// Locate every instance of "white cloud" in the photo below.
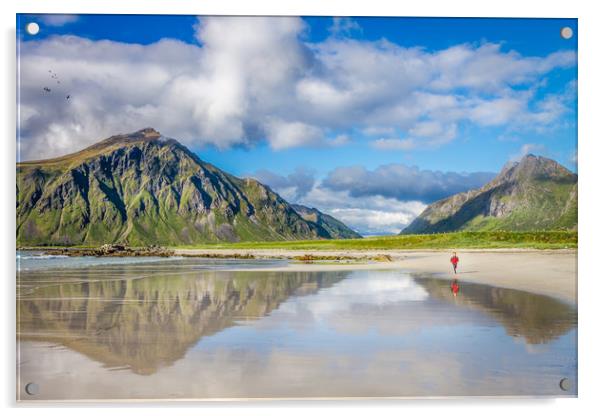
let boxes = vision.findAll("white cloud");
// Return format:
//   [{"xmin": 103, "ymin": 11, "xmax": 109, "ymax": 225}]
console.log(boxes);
[
  {"xmin": 409, "ymin": 120, "xmax": 448, "ymax": 138},
  {"xmin": 18, "ymin": 17, "xmax": 576, "ymax": 160},
  {"xmin": 38, "ymin": 15, "xmax": 79, "ymax": 27},
  {"xmin": 362, "ymin": 126, "xmax": 396, "ymax": 136},
  {"xmin": 322, "ymin": 163, "xmax": 495, "ymax": 203},
  {"xmin": 468, "ymin": 96, "xmax": 526, "ymax": 126},
  {"xmin": 328, "ymin": 17, "xmax": 362, "ymax": 37},
  {"xmin": 328, "ymin": 208, "xmax": 422, "ymax": 235},
  {"xmin": 252, "ymin": 167, "xmax": 429, "ymax": 235},
  {"xmin": 265, "ymin": 120, "xmax": 324, "ymax": 150},
  {"xmin": 329, "ymin": 134, "xmax": 351, "ymax": 147},
  {"xmin": 371, "ymin": 138, "xmax": 416, "ymax": 151},
  {"xmin": 249, "ymin": 160, "xmax": 495, "ymax": 235},
  {"xmin": 430, "ymin": 43, "xmax": 575, "ymax": 92},
  {"xmin": 297, "ymin": 186, "xmax": 428, "ymax": 235},
  {"xmin": 370, "ymin": 120, "xmax": 457, "ymax": 151}
]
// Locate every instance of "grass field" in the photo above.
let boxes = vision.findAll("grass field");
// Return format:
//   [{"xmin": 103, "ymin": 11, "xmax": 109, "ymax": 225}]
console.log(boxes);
[{"xmin": 174, "ymin": 231, "xmax": 577, "ymax": 250}]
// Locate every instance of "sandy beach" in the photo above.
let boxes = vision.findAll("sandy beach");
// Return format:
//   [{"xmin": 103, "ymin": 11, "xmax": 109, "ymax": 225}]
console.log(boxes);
[{"xmin": 175, "ymin": 248, "xmax": 577, "ymax": 304}]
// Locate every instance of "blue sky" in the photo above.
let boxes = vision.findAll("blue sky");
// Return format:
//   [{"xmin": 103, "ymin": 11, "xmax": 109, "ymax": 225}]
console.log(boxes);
[{"xmin": 17, "ymin": 15, "xmax": 577, "ymax": 234}]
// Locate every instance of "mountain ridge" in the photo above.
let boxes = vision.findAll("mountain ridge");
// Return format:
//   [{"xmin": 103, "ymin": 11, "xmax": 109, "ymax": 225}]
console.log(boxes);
[
  {"xmin": 17, "ymin": 128, "xmax": 359, "ymax": 246},
  {"xmin": 291, "ymin": 204, "xmax": 362, "ymax": 239},
  {"xmin": 402, "ymin": 154, "xmax": 577, "ymax": 234}
]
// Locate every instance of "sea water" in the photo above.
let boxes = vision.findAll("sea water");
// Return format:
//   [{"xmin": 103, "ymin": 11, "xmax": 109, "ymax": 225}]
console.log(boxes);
[{"xmin": 16, "ymin": 254, "xmax": 577, "ymax": 399}]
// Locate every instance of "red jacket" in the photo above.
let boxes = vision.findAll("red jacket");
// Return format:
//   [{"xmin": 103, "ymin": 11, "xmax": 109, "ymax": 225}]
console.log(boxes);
[{"xmin": 450, "ymin": 256, "xmax": 459, "ymax": 265}]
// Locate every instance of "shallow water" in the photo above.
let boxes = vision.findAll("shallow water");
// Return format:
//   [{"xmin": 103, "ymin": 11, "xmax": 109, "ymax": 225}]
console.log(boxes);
[
  {"xmin": 16, "ymin": 250, "xmax": 287, "ymax": 271},
  {"xmin": 17, "ymin": 257, "xmax": 577, "ymax": 400}
]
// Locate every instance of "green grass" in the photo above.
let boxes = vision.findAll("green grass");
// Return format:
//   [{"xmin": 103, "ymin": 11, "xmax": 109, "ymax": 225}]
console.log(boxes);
[
  {"xmin": 173, "ymin": 230, "xmax": 577, "ymax": 250},
  {"xmin": 20, "ymin": 231, "xmax": 577, "ymax": 251}
]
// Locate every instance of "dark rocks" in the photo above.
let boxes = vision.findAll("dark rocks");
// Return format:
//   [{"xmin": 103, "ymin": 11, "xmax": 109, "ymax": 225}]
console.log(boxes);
[{"xmin": 44, "ymin": 244, "xmax": 175, "ymax": 257}]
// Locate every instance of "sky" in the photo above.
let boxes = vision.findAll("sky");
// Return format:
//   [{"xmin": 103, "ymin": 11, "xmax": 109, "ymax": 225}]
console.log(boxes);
[{"xmin": 16, "ymin": 14, "xmax": 577, "ymax": 235}]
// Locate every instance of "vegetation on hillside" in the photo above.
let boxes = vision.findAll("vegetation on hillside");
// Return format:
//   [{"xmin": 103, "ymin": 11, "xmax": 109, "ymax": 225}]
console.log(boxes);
[
  {"xmin": 403, "ymin": 155, "xmax": 578, "ymax": 234},
  {"xmin": 16, "ymin": 128, "xmax": 358, "ymax": 246}
]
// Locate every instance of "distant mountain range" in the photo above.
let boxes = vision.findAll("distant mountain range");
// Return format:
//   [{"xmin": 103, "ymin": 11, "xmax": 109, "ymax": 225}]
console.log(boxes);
[
  {"xmin": 402, "ymin": 154, "xmax": 577, "ymax": 234},
  {"xmin": 291, "ymin": 204, "xmax": 362, "ymax": 239},
  {"xmin": 16, "ymin": 128, "xmax": 359, "ymax": 246}
]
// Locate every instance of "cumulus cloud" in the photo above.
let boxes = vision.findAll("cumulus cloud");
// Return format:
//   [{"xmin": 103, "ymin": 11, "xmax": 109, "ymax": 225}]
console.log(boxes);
[
  {"xmin": 18, "ymin": 16, "xmax": 576, "ymax": 160},
  {"xmin": 322, "ymin": 164, "xmax": 495, "ymax": 203},
  {"xmin": 299, "ymin": 186, "xmax": 427, "ymax": 235},
  {"xmin": 430, "ymin": 43, "xmax": 575, "ymax": 92},
  {"xmin": 264, "ymin": 120, "xmax": 323, "ymax": 150},
  {"xmin": 249, "ymin": 167, "xmax": 428, "ymax": 235},
  {"xmin": 327, "ymin": 207, "xmax": 424, "ymax": 235},
  {"xmin": 250, "ymin": 162, "xmax": 496, "ymax": 234}
]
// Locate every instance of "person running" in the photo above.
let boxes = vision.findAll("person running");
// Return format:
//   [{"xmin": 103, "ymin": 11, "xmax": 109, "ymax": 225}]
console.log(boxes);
[
  {"xmin": 450, "ymin": 279, "xmax": 460, "ymax": 297},
  {"xmin": 450, "ymin": 252, "xmax": 459, "ymax": 274}
]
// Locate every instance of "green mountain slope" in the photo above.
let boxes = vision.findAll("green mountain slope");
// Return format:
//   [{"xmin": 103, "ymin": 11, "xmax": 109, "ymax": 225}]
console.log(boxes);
[
  {"xmin": 16, "ymin": 128, "xmax": 354, "ymax": 246},
  {"xmin": 402, "ymin": 154, "xmax": 577, "ymax": 234},
  {"xmin": 291, "ymin": 204, "xmax": 362, "ymax": 239}
]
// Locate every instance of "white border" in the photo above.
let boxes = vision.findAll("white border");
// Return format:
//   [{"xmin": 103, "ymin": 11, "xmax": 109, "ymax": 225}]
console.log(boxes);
[{"xmin": 2, "ymin": 0, "xmax": 601, "ymax": 415}]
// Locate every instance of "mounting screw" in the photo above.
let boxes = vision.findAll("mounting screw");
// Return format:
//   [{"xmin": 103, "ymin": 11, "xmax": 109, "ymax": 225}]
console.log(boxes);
[
  {"xmin": 559, "ymin": 378, "xmax": 571, "ymax": 391},
  {"xmin": 25, "ymin": 22, "xmax": 40, "ymax": 36},
  {"xmin": 560, "ymin": 27, "xmax": 573, "ymax": 40},
  {"xmin": 25, "ymin": 382, "xmax": 39, "ymax": 395}
]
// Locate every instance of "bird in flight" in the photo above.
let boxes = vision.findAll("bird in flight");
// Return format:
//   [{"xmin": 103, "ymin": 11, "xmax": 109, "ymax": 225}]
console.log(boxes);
[{"xmin": 43, "ymin": 70, "xmax": 70, "ymax": 99}]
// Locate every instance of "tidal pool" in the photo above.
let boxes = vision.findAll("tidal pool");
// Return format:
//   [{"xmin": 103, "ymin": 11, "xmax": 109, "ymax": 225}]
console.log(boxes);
[{"xmin": 17, "ymin": 258, "xmax": 577, "ymax": 400}]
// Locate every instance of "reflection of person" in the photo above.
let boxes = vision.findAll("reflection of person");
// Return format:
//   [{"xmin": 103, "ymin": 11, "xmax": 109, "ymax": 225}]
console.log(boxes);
[
  {"xmin": 450, "ymin": 252, "xmax": 459, "ymax": 274},
  {"xmin": 451, "ymin": 279, "xmax": 460, "ymax": 297}
]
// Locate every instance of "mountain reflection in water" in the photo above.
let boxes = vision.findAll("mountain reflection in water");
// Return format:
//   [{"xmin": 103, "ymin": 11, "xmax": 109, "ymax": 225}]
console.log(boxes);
[
  {"xmin": 17, "ymin": 262, "xmax": 577, "ymax": 399},
  {"xmin": 413, "ymin": 275, "xmax": 576, "ymax": 344},
  {"xmin": 18, "ymin": 264, "xmax": 346, "ymax": 375}
]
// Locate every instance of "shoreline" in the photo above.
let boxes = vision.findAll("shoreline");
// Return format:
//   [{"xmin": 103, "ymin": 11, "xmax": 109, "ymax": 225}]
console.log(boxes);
[
  {"xmin": 173, "ymin": 248, "xmax": 577, "ymax": 305},
  {"xmin": 18, "ymin": 247, "xmax": 577, "ymax": 305}
]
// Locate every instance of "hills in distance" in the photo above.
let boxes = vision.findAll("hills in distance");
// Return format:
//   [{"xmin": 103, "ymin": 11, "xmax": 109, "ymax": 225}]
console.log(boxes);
[
  {"xmin": 16, "ymin": 128, "xmax": 360, "ymax": 246},
  {"xmin": 402, "ymin": 154, "xmax": 577, "ymax": 234},
  {"xmin": 291, "ymin": 204, "xmax": 361, "ymax": 239}
]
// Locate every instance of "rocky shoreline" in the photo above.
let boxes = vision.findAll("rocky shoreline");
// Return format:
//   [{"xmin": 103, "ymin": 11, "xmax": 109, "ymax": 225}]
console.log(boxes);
[
  {"xmin": 22, "ymin": 244, "xmax": 395, "ymax": 263},
  {"xmin": 41, "ymin": 244, "xmax": 175, "ymax": 257}
]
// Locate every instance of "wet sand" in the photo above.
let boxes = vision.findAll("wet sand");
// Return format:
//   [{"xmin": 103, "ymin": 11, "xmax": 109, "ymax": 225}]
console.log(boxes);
[{"xmin": 175, "ymin": 249, "xmax": 577, "ymax": 305}]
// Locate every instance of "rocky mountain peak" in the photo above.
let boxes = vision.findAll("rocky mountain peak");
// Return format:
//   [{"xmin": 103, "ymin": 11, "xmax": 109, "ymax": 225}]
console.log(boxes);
[
  {"xmin": 495, "ymin": 154, "xmax": 576, "ymax": 184},
  {"xmin": 91, "ymin": 127, "xmax": 163, "ymax": 150},
  {"xmin": 402, "ymin": 154, "xmax": 577, "ymax": 234},
  {"xmin": 138, "ymin": 127, "xmax": 161, "ymax": 137}
]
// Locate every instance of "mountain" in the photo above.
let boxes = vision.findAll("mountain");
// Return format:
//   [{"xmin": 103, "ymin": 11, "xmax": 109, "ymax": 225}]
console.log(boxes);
[
  {"xmin": 291, "ymin": 204, "xmax": 362, "ymax": 239},
  {"xmin": 402, "ymin": 154, "xmax": 577, "ymax": 234},
  {"xmin": 16, "ymin": 128, "xmax": 356, "ymax": 246}
]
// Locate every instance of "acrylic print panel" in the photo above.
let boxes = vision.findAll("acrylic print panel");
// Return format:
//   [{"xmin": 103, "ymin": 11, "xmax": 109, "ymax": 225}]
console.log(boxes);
[{"xmin": 16, "ymin": 14, "xmax": 578, "ymax": 401}]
